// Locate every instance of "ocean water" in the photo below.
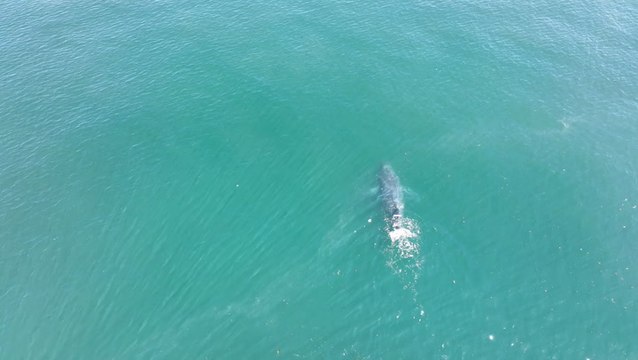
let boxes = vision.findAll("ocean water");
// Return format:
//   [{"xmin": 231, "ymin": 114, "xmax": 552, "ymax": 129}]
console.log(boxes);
[{"xmin": 1, "ymin": 0, "xmax": 637, "ymax": 358}]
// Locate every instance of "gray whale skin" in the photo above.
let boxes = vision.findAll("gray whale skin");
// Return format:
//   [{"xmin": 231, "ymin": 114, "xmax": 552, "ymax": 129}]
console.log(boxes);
[{"xmin": 378, "ymin": 164, "xmax": 404, "ymax": 229}]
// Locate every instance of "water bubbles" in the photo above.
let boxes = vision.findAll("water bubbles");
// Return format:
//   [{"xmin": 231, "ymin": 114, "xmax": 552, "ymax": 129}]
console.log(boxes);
[
  {"xmin": 387, "ymin": 217, "xmax": 421, "ymax": 259},
  {"xmin": 382, "ymin": 215, "xmax": 424, "ymax": 321}
]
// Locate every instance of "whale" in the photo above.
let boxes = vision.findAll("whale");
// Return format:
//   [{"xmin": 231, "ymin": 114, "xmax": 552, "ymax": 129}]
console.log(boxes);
[{"xmin": 378, "ymin": 164, "xmax": 404, "ymax": 229}]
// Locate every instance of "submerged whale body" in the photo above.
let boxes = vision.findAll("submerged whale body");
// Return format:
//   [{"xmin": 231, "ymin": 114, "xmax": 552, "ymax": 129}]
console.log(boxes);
[
  {"xmin": 377, "ymin": 164, "xmax": 420, "ymax": 257},
  {"xmin": 378, "ymin": 164, "xmax": 404, "ymax": 229}
]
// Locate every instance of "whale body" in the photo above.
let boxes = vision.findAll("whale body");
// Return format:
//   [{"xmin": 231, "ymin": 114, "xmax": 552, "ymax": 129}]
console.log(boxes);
[{"xmin": 378, "ymin": 164, "xmax": 404, "ymax": 229}]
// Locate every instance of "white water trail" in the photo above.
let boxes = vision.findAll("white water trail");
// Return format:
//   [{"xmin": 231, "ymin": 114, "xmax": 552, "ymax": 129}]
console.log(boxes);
[{"xmin": 383, "ymin": 216, "xmax": 426, "ymax": 321}]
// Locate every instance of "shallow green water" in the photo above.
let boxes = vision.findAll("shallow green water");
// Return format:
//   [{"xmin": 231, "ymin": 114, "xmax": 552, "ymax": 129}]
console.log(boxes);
[{"xmin": 1, "ymin": 0, "xmax": 637, "ymax": 358}]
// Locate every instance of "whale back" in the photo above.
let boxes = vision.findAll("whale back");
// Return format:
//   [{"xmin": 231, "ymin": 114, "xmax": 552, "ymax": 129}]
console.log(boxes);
[{"xmin": 378, "ymin": 164, "xmax": 404, "ymax": 219}]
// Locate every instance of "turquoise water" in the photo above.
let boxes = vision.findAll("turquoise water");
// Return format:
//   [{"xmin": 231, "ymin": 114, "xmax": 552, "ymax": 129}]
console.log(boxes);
[{"xmin": 2, "ymin": 0, "xmax": 637, "ymax": 358}]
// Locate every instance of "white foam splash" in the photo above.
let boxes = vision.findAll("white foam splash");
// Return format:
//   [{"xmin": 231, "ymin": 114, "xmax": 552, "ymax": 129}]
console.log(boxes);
[
  {"xmin": 383, "ymin": 216, "xmax": 425, "ymax": 321},
  {"xmin": 387, "ymin": 217, "xmax": 420, "ymax": 259}
]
